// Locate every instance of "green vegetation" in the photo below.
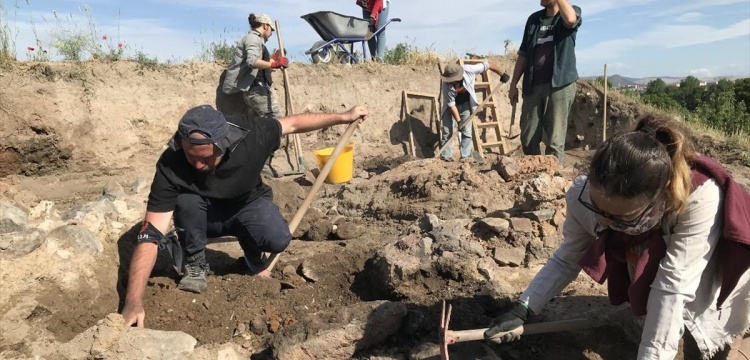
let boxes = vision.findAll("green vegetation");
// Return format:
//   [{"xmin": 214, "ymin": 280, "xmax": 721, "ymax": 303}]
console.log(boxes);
[
  {"xmin": 635, "ymin": 76, "xmax": 750, "ymax": 136},
  {"xmin": 202, "ymin": 39, "xmax": 234, "ymax": 65},
  {"xmin": 382, "ymin": 41, "xmax": 444, "ymax": 65}
]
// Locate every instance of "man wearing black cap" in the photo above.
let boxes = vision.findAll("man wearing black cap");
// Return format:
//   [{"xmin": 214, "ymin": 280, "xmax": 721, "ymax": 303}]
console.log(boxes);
[{"xmin": 121, "ymin": 104, "xmax": 368, "ymax": 327}]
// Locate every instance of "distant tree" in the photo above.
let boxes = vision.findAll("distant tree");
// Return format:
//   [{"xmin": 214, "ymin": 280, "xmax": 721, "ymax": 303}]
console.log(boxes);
[
  {"xmin": 697, "ymin": 84, "xmax": 750, "ymax": 135},
  {"xmin": 645, "ymin": 78, "xmax": 669, "ymax": 95},
  {"xmin": 678, "ymin": 76, "xmax": 704, "ymax": 111},
  {"xmin": 594, "ymin": 76, "xmax": 614, "ymax": 89},
  {"xmin": 642, "ymin": 78, "xmax": 680, "ymax": 110},
  {"xmin": 734, "ymin": 78, "xmax": 750, "ymax": 114}
]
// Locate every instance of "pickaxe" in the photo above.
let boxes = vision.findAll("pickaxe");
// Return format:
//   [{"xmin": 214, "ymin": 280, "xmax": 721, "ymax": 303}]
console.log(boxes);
[{"xmin": 439, "ymin": 301, "xmax": 599, "ymax": 360}]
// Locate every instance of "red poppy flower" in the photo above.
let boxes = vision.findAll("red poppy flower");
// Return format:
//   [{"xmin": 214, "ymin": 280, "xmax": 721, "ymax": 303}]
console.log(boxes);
[
  {"xmin": 102, "ymin": 34, "xmax": 108, "ymax": 40},
  {"xmin": 27, "ymin": 46, "xmax": 35, "ymax": 51},
  {"xmin": 117, "ymin": 42, "xmax": 123, "ymax": 48}
]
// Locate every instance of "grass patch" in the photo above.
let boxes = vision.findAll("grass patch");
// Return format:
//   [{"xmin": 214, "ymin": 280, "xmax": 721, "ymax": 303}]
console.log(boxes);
[
  {"xmin": 133, "ymin": 50, "xmax": 161, "ymax": 71},
  {"xmin": 382, "ymin": 41, "xmax": 447, "ymax": 65}
]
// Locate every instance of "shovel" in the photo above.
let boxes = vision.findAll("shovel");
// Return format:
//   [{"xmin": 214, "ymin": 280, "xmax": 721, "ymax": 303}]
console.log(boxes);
[
  {"xmin": 504, "ymin": 103, "xmax": 519, "ymax": 140},
  {"xmin": 439, "ymin": 301, "xmax": 599, "ymax": 360},
  {"xmin": 258, "ymin": 118, "xmax": 365, "ymax": 279},
  {"xmin": 275, "ymin": 20, "xmax": 306, "ymax": 175}
]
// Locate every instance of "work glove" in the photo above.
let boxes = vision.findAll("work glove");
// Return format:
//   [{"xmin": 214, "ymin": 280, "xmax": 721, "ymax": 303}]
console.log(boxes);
[
  {"xmin": 271, "ymin": 50, "xmax": 289, "ymax": 69},
  {"xmin": 500, "ymin": 72, "xmax": 510, "ymax": 83},
  {"xmin": 271, "ymin": 56, "xmax": 288, "ymax": 69},
  {"xmin": 483, "ymin": 301, "xmax": 530, "ymax": 344}
]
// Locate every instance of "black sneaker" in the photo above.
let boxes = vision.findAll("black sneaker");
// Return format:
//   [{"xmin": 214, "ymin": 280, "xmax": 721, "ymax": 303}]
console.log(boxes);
[{"xmin": 178, "ymin": 261, "xmax": 210, "ymax": 293}]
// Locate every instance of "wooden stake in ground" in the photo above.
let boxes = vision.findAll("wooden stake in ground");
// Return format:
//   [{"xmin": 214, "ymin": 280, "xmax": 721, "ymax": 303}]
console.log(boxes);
[
  {"xmin": 603, "ymin": 63, "xmax": 608, "ymax": 142},
  {"xmin": 275, "ymin": 20, "xmax": 305, "ymax": 172},
  {"xmin": 259, "ymin": 119, "xmax": 365, "ymax": 278}
]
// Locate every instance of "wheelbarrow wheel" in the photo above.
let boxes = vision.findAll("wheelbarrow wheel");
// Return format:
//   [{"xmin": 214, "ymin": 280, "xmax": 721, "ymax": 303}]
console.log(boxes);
[{"xmin": 310, "ymin": 40, "xmax": 334, "ymax": 64}]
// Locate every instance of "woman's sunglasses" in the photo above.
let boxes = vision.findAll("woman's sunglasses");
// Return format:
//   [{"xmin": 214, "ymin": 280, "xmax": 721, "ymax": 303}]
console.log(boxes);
[{"xmin": 577, "ymin": 178, "xmax": 655, "ymax": 228}]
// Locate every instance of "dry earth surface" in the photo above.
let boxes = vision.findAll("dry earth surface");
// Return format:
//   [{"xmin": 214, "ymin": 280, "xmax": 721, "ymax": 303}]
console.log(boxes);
[{"xmin": 1, "ymin": 59, "xmax": 748, "ymax": 360}]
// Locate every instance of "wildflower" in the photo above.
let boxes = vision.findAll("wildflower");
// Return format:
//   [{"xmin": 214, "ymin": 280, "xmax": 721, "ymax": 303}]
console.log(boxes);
[
  {"xmin": 102, "ymin": 34, "xmax": 108, "ymax": 40},
  {"xmin": 27, "ymin": 46, "xmax": 35, "ymax": 51},
  {"xmin": 117, "ymin": 42, "xmax": 123, "ymax": 48}
]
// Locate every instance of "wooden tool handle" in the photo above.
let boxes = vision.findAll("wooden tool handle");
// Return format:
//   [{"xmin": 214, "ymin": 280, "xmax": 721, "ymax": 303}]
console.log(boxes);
[
  {"xmin": 448, "ymin": 318, "xmax": 596, "ymax": 344},
  {"xmin": 263, "ymin": 119, "xmax": 364, "ymax": 272}
]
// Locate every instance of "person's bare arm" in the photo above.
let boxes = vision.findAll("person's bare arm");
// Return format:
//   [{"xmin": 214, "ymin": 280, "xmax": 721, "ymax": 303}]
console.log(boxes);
[
  {"xmin": 121, "ymin": 210, "xmax": 173, "ymax": 327},
  {"xmin": 556, "ymin": 0, "xmax": 579, "ymax": 27},
  {"xmin": 508, "ymin": 55, "xmax": 527, "ymax": 105},
  {"xmin": 279, "ymin": 106, "xmax": 368, "ymax": 135},
  {"xmin": 488, "ymin": 63, "xmax": 507, "ymax": 77},
  {"xmin": 450, "ymin": 105, "xmax": 461, "ymax": 123}
]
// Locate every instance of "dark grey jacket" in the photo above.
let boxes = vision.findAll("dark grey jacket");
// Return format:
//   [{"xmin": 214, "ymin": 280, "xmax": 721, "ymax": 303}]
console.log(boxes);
[{"xmin": 518, "ymin": 6, "xmax": 582, "ymax": 95}]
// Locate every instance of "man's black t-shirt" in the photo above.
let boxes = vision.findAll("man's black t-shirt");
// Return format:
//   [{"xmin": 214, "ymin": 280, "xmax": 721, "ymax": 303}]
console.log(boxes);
[{"xmin": 146, "ymin": 114, "xmax": 281, "ymax": 213}]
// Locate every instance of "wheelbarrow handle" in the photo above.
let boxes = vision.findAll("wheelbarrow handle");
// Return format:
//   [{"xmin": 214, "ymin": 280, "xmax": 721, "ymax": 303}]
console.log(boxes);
[{"xmin": 445, "ymin": 318, "xmax": 596, "ymax": 344}]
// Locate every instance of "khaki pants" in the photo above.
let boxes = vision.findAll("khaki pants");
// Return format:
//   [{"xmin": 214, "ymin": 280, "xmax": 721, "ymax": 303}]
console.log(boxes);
[
  {"xmin": 519, "ymin": 81, "xmax": 576, "ymax": 162},
  {"xmin": 243, "ymin": 85, "xmax": 282, "ymax": 119}
]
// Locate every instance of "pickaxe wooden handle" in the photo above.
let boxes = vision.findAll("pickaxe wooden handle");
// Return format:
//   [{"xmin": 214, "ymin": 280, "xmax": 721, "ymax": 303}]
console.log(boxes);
[
  {"xmin": 260, "ymin": 118, "xmax": 364, "ymax": 276},
  {"xmin": 439, "ymin": 301, "xmax": 598, "ymax": 360}
]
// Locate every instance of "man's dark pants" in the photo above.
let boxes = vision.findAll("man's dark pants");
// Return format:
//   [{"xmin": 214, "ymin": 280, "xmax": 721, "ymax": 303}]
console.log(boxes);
[{"xmin": 174, "ymin": 193, "xmax": 292, "ymax": 263}]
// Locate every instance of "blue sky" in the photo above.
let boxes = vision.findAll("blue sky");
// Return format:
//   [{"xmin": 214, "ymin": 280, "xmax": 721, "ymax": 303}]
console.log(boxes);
[{"xmin": 5, "ymin": 0, "xmax": 750, "ymax": 78}]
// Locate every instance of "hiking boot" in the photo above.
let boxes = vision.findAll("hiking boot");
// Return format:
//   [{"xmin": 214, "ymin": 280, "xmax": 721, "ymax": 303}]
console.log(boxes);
[
  {"xmin": 178, "ymin": 261, "xmax": 210, "ymax": 293},
  {"xmin": 235, "ymin": 252, "xmax": 269, "ymax": 275}
]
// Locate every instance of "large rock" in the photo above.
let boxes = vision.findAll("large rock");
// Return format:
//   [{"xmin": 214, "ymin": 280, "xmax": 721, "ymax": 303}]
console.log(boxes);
[
  {"xmin": 333, "ymin": 220, "xmax": 364, "ymax": 240},
  {"xmin": 0, "ymin": 201, "xmax": 27, "ymax": 234},
  {"xmin": 492, "ymin": 246, "xmax": 526, "ymax": 267},
  {"xmin": 273, "ymin": 301, "xmax": 408, "ymax": 360},
  {"xmin": 48, "ymin": 224, "xmax": 103, "ymax": 255},
  {"xmin": 494, "ymin": 155, "xmax": 559, "ymax": 182},
  {"xmin": 0, "ymin": 229, "xmax": 44, "ymax": 259},
  {"xmin": 514, "ymin": 173, "xmax": 570, "ymax": 211},
  {"xmin": 477, "ymin": 217, "xmax": 510, "ymax": 234},
  {"xmin": 373, "ymin": 243, "xmax": 421, "ymax": 292},
  {"xmin": 29, "ymin": 200, "xmax": 60, "ymax": 221},
  {"xmin": 59, "ymin": 313, "xmax": 197, "ymax": 360},
  {"xmin": 102, "ymin": 180, "xmax": 125, "ymax": 200}
]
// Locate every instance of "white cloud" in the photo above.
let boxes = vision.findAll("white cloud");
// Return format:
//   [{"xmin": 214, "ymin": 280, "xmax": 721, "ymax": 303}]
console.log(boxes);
[
  {"xmin": 674, "ymin": 12, "xmax": 703, "ymax": 23},
  {"xmin": 689, "ymin": 67, "xmax": 713, "ymax": 77},
  {"xmin": 655, "ymin": 0, "xmax": 749, "ymax": 17},
  {"xmin": 578, "ymin": 18, "xmax": 750, "ymax": 60}
]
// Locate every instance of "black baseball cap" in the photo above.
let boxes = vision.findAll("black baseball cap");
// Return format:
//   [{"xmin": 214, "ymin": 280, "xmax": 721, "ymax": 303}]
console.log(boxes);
[{"xmin": 171, "ymin": 105, "xmax": 230, "ymax": 153}]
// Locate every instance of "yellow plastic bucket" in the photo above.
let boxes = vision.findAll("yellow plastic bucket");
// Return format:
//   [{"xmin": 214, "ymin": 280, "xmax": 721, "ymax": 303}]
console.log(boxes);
[{"xmin": 314, "ymin": 143, "xmax": 355, "ymax": 184}]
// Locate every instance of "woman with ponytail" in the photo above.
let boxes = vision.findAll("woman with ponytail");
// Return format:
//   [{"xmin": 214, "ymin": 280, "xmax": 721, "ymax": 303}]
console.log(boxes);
[{"xmin": 484, "ymin": 113, "xmax": 750, "ymax": 359}]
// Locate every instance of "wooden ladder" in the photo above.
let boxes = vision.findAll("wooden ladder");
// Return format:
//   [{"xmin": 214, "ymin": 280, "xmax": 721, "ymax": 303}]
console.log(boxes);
[{"xmin": 458, "ymin": 58, "xmax": 508, "ymax": 158}]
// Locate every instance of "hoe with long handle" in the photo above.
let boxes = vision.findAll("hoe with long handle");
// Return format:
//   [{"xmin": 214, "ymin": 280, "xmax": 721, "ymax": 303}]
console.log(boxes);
[
  {"xmin": 440, "ymin": 301, "xmax": 598, "ymax": 360},
  {"xmin": 275, "ymin": 20, "xmax": 306, "ymax": 174},
  {"xmin": 258, "ymin": 119, "xmax": 364, "ymax": 278}
]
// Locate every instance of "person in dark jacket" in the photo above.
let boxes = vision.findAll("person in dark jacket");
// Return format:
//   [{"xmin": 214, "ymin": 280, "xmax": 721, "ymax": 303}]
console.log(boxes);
[{"xmin": 508, "ymin": 0, "xmax": 581, "ymax": 162}]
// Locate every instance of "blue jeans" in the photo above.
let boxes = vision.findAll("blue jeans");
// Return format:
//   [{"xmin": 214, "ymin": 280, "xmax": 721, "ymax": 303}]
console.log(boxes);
[
  {"xmin": 440, "ymin": 102, "xmax": 474, "ymax": 160},
  {"xmin": 174, "ymin": 194, "xmax": 292, "ymax": 261},
  {"xmin": 362, "ymin": 5, "xmax": 389, "ymax": 60}
]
